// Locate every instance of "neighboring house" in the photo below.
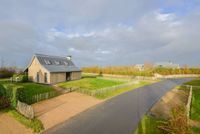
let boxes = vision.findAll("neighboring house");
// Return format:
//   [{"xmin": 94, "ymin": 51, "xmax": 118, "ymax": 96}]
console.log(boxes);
[
  {"xmin": 24, "ymin": 54, "xmax": 81, "ymax": 84},
  {"xmin": 155, "ymin": 61, "xmax": 180, "ymax": 69},
  {"xmin": 134, "ymin": 64, "xmax": 145, "ymax": 71}
]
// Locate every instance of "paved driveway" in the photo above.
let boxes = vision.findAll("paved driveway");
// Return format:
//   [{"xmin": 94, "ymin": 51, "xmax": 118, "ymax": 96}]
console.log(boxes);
[
  {"xmin": 43, "ymin": 78, "xmax": 193, "ymax": 134},
  {"xmin": 32, "ymin": 92, "xmax": 103, "ymax": 130},
  {"xmin": 0, "ymin": 112, "xmax": 32, "ymax": 134}
]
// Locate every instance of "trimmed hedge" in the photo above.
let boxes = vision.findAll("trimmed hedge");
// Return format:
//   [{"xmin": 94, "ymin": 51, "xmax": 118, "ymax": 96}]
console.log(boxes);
[
  {"xmin": 0, "ymin": 84, "xmax": 6, "ymax": 96},
  {"xmin": 3, "ymin": 84, "xmax": 23, "ymax": 107},
  {"xmin": 0, "ymin": 84, "xmax": 9, "ymax": 108},
  {"xmin": 17, "ymin": 88, "xmax": 57, "ymax": 105}
]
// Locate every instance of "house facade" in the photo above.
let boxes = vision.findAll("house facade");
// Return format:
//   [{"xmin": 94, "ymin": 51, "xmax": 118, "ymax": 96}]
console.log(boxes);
[{"xmin": 24, "ymin": 54, "xmax": 81, "ymax": 84}]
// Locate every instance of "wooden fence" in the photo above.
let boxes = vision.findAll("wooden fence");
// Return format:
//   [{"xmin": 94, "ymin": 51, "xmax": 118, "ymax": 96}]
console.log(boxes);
[
  {"xmin": 21, "ymin": 91, "xmax": 58, "ymax": 104},
  {"xmin": 182, "ymin": 85, "xmax": 200, "ymax": 120}
]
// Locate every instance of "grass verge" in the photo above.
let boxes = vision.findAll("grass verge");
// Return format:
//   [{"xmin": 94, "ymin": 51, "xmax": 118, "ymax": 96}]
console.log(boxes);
[
  {"xmin": 184, "ymin": 79, "xmax": 200, "ymax": 121},
  {"xmin": 190, "ymin": 89, "xmax": 200, "ymax": 120},
  {"xmin": 184, "ymin": 79, "xmax": 200, "ymax": 86},
  {"xmin": 134, "ymin": 115, "xmax": 162, "ymax": 134},
  {"xmin": 2, "ymin": 108, "xmax": 43, "ymax": 133}
]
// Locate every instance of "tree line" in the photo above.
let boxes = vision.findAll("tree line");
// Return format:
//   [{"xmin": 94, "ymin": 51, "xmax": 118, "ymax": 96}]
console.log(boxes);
[{"xmin": 81, "ymin": 66, "xmax": 200, "ymax": 76}]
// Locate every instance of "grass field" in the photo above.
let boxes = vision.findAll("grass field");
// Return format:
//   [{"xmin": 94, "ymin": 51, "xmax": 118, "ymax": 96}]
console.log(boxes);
[
  {"xmin": 184, "ymin": 79, "xmax": 200, "ymax": 86},
  {"xmin": 134, "ymin": 115, "xmax": 162, "ymax": 134},
  {"xmin": 58, "ymin": 77, "xmax": 156, "ymax": 99},
  {"xmin": 58, "ymin": 77, "xmax": 125, "ymax": 90},
  {"xmin": 95, "ymin": 80, "xmax": 152, "ymax": 99},
  {"xmin": 184, "ymin": 79, "xmax": 200, "ymax": 120}
]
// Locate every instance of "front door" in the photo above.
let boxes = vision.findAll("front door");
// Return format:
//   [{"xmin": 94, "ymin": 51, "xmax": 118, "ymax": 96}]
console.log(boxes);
[
  {"xmin": 37, "ymin": 72, "xmax": 39, "ymax": 83},
  {"xmin": 66, "ymin": 72, "xmax": 71, "ymax": 81}
]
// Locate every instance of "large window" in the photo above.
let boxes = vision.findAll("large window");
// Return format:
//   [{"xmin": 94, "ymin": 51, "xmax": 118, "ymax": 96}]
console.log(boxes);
[{"xmin": 44, "ymin": 73, "xmax": 47, "ymax": 83}]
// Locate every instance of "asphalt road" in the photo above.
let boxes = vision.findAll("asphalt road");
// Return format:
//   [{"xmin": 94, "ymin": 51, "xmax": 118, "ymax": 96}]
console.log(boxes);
[{"xmin": 43, "ymin": 78, "xmax": 193, "ymax": 134}]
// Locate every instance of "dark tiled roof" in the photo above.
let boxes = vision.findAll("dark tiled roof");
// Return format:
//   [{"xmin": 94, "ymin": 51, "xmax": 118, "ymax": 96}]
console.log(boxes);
[{"xmin": 35, "ymin": 54, "xmax": 80, "ymax": 72}]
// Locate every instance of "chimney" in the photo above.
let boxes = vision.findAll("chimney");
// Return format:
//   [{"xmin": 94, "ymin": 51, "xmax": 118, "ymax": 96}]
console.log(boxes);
[{"xmin": 66, "ymin": 55, "xmax": 72, "ymax": 60}]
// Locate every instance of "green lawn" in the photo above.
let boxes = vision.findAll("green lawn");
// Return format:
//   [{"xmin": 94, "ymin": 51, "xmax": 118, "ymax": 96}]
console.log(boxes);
[
  {"xmin": 190, "ymin": 89, "xmax": 200, "ymax": 120},
  {"xmin": 15, "ymin": 83, "xmax": 55, "ymax": 96},
  {"xmin": 95, "ymin": 81, "xmax": 152, "ymax": 99},
  {"xmin": 134, "ymin": 115, "xmax": 162, "ymax": 134},
  {"xmin": 58, "ymin": 78, "xmax": 125, "ymax": 90},
  {"xmin": 184, "ymin": 79, "xmax": 200, "ymax": 86},
  {"xmin": 58, "ymin": 77, "xmax": 156, "ymax": 99}
]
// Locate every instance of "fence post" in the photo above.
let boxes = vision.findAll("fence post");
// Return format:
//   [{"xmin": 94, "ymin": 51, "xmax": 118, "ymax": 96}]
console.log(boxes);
[{"xmin": 186, "ymin": 86, "xmax": 193, "ymax": 123}]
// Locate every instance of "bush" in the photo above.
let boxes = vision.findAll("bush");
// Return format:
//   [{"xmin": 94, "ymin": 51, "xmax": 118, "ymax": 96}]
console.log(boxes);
[
  {"xmin": 3, "ymin": 84, "xmax": 23, "ymax": 107},
  {"xmin": 0, "ymin": 96, "xmax": 10, "ymax": 109},
  {"xmin": 0, "ymin": 84, "xmax": 6, "ymax": 97},
  {"xmin": 0, "ymin": 84, "xmax": 10, "ymax": 108},
  {"xmin": 0, "ymin": 67, "xmax": 15, "ymax": 78}
]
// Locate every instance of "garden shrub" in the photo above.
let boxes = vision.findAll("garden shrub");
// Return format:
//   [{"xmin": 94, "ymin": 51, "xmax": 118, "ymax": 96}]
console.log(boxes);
[{"xmin": 3, "ymin": 84, "xmax": 24, "ymax": 107}]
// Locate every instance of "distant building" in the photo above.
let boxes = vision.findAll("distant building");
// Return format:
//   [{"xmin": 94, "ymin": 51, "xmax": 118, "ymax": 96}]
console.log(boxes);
[
  {"xmin": 24, "ymin": 54, "xmax": 81, "ymax": 84},
  {"xmin": 155, "ymin": 61, "xmax": 180, "ymax": 69},
  {"xmin": 134, "ymin": 64, "xmax": 145, "ymax": 71}
]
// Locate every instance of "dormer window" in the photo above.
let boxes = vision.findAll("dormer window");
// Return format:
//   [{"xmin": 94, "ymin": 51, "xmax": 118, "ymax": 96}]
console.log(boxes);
[
  {"xmin": 44, "ymin": 60, "xmax": 51, "ymax": 65},
  {"xmin": 55, "ymin": 61, "xmax": 60, "ymax": 65},
  {"xmin": 64, "ymin": 61, "xmax": 68, "ymax": 66}
]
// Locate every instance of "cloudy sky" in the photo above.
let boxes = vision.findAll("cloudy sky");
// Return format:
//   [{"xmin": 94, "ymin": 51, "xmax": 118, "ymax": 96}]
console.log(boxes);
[{"xmin": 0, "ymin": 0, "xmax": 200, "ymax": 67}]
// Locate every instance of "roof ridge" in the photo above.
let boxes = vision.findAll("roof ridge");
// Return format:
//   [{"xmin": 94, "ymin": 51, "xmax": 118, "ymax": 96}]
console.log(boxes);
[{"xmin": 35, "ymin": 53, "xmax": 67, "ymax": 59}]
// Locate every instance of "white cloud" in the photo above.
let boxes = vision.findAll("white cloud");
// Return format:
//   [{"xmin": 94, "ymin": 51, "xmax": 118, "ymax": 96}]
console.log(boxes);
[{"xmin": 0, "ymin": 1, "xmax": 200, "ymax": 67}]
